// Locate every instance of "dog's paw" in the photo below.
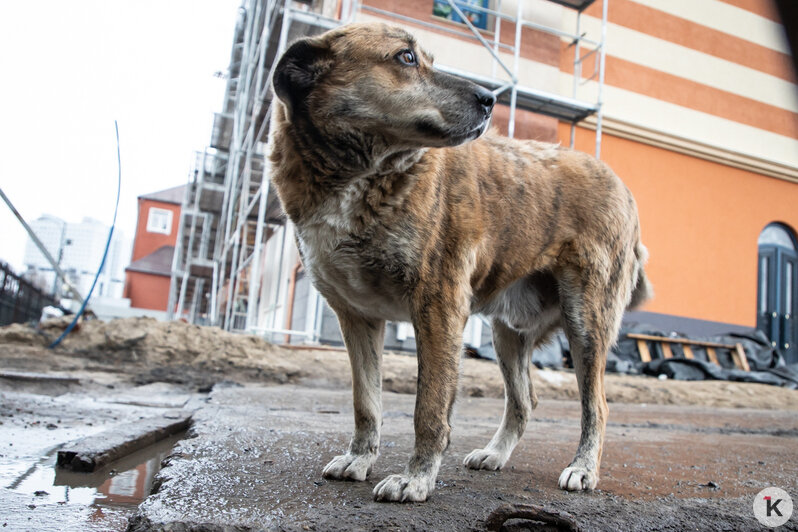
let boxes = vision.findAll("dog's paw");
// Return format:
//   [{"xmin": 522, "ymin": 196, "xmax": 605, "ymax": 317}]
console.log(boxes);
[
  {"xmin": 463, "ymin": 448, "xmax": 509, "ymax": 471},
  {"xmin": 322, "ymin": 452, "xmax": 376, "ymax": 481},
  {"xmin": 558, "ymin": 466, "xmax": 598, "ymax": 491},
  {"xmin": 373, "ymin": 473, "xmax": 432, "ymax": 502}
]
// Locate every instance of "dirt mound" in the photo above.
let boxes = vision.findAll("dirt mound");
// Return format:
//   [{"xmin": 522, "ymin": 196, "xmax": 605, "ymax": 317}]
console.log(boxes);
[
  {"xmin": 3, "ymin": 317, "xmax": 301, "ymax": 381},
  {"xmin": 0, "ymin": 322, "xmax": 49, "ymax": 345},
  {"xmin": 1, "ymin": 318, "xmax": 797, "ymax": 410}
]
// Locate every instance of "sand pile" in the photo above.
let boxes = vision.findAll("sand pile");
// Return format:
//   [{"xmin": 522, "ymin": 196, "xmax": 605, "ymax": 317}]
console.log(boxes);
[
  {"xmin": 1, "ymin": 317, "xmax": 301, "ymax": 382},
  {"xmin": 1, "ymin": 318, "xmax": 797, "ymax": 410}
]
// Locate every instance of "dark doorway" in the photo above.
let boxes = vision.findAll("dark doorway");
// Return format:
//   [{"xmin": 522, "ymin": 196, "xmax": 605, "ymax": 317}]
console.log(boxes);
[{"xmin": 757, "ymin": 223, "xmax": 798, "ymax": 364}]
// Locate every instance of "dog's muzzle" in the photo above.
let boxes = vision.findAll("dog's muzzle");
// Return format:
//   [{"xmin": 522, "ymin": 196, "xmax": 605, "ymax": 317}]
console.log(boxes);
[{"xmin": 475, "ymin": 86, "xmax": 496, "ymax": 118}]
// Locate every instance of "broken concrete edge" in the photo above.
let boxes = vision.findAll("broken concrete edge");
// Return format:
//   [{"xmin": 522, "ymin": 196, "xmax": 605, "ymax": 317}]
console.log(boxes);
[
  {"xmin": 0, "ymin": 371, "xmax": 81, "ymax": 384},
  {"xmin": 57, "ymin": 412, "xmax": 192, "ymax": 472},
  {"xmin": 126, "ymin": 516, "xmax": 252, "ymax": 532}
]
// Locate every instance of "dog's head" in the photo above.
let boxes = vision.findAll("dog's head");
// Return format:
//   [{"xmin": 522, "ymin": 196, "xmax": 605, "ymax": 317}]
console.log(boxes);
[{"xmin": 272, "ymin": 23, "xmax": 495, "ymax": 154}]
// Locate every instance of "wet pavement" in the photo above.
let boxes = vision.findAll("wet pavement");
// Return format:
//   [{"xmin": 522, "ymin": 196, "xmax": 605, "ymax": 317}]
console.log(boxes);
[
  {"xmin": 4, "ymin": 321, "xmax": 798, "ymax": 530},
  {"xmin": 130, "ymin": 384, "xmax": 798, "ymax": 531},
  {"xmin": 0, "ymin": 381, "xmax": 198, "ymax": 531}
]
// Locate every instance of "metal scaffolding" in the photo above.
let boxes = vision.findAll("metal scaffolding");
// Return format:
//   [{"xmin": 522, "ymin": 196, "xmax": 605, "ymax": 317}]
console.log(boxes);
[{"xmin": 169, "ymin": 0, "xmax": 609, "ymax": 340}]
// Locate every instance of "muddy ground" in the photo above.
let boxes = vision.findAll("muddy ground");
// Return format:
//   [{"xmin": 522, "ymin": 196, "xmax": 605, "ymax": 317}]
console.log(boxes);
[
  {"xmin": 131, "ymin": 385, "xmax": 798, "ymax": 531},
  {"xmin": 1, "ymin": 317, "xmax": 797, "ymax": 530}
]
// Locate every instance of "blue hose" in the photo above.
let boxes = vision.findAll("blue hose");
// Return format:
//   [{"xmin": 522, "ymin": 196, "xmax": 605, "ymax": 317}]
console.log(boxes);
[{"xmin": 50, "ymin": 121, "xmax": 122, "ymax": 348}]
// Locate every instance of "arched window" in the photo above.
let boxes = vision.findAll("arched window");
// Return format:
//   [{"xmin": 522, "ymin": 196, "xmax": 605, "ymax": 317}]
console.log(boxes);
[{"xmin": 757, "ymin": 223, "xmax": 797, "ymax": 363}]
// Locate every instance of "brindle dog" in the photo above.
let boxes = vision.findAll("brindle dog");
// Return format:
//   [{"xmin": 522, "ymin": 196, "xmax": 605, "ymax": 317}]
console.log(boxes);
[{"xmin": 269, "ymin": 22, "xmax": 651, "ymax": 502}]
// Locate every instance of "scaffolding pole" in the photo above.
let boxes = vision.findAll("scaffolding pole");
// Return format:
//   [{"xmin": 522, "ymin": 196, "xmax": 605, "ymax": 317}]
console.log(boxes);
[{"xmin": 595, "ymin": 0, "xmax": 609, "ymax": 158}]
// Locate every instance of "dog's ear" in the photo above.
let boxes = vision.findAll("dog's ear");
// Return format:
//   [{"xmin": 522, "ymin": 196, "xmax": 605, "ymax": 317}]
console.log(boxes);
[{"xmin": 273, "ymin": 37, "xmax": 331, "ymax": 117}]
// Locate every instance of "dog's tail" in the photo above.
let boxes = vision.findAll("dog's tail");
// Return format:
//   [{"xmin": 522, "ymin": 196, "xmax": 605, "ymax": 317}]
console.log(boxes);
[{"xmin": 628, "ymin": 242, "xmax": 653, "ymax": 310}]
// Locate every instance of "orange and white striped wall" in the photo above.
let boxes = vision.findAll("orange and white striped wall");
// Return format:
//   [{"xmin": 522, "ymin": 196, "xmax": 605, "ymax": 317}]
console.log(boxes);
[
  {"xmin": 564, "ymin": 0, "xmax": 798, "ymax": 327},
  {"xmin": 359, "ymin": 0, "xmax": 797, "ymax": 328}
]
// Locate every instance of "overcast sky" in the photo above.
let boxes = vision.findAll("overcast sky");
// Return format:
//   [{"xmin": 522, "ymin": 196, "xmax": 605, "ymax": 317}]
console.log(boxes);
[{"xmin": 0, "ymin": 0, "xmax": 241, "ymax": 273}]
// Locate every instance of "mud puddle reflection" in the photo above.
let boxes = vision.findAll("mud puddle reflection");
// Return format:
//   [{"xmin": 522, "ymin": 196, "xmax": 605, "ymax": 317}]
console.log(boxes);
[{"xmin": 5, "ymin": 432, "xmax": 184, "ymax": 531}]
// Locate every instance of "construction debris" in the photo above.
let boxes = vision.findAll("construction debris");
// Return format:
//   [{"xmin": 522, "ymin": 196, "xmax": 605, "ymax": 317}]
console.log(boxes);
[
  {"xmin": 56, "ymin": 412, "xmax": 191, "ymax": 472},
  {"xmin": 0, "ymin": 371, "xmax": 80, "ymax": 384}
]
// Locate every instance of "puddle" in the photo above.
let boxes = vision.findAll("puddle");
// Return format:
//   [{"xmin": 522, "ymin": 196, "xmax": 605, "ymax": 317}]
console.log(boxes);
[{"xmin": 5, "ymin": 432, "xmax": 185, "ymax": 531}]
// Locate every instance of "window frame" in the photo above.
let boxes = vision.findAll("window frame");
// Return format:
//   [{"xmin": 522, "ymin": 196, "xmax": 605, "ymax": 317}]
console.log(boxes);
[{"xmin": 146, "ymin": 207, "xmax": 173, "ymax": 235}]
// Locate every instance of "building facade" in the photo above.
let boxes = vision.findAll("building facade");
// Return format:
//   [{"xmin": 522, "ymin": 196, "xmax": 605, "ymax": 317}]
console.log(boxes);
[
  {"xmin": 172, "ymin": 0, "xmax": 797, "ymax": 362},
  {"xmin": 124, "ymin": 185, "xmax": 184, "ymax": 312},
  {"xmin": 559, "ymin": 0, "xmax": 798, "ymax": 362}
]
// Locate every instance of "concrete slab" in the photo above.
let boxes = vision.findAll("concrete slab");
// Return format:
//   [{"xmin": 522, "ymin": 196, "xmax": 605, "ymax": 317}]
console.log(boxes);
[
  {"xmin": 57, "ymin": 412, "xmax": 191, "ymax": 472},
  {"xmin": 129, "ymin": 385, "xmax": 798, "ymax": 531}
]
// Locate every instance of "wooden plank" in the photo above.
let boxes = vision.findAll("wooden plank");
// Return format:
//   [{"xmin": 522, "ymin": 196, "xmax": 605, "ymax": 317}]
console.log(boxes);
[
  {"xmin": 281, "ymin": 344, "xmax": 347, "ymax": 352},
  {"xmin": 57, "ymin": 412, "xmax": 191, "ymax": 472},
  {"xmin": 0, "ymin": 371, "xmax": 80, "ymax": 384},
  {"xmin": 683, "ymin": 345, "xmax": 694, "ymax": 359},
  {"xmin": 662, "ymin": 343, "xmax": 674, "ymax": 359},
  {"xmin": 636, "ymin": 339, "xmax": 651, "ymax": 363},
  {"xmin": 706, "ymin": 347, "xmax": 719, "ymax": 365},
  {"xmin": 733, "ymin": 343, "xmax": 751, "ymax": 372},
  {"xmin": 626, "ymin": 333, "xmax": 736, "ymax": 349}
]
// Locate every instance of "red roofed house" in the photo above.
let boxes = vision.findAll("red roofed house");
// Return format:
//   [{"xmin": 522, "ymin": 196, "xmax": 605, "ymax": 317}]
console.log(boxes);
[{"xmin": 124, "ymin": 185, "xmax": 185, "ymax": 311}]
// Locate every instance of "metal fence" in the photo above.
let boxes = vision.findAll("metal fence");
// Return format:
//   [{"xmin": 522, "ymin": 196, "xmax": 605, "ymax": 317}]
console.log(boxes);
[{"xmin": 0, "ymin": 262, "xmax": 56, "ymax": 326}]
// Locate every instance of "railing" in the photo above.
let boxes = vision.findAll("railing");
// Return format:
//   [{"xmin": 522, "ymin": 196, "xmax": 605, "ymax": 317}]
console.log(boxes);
[{"xmin": 0, "ymin": 262, "xmax": 57, "ymax": 326}]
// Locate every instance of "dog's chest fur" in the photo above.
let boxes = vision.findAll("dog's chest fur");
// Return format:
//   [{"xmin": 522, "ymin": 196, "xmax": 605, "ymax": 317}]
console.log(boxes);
[{"xmin": 295, "ymin": 178, "xmax": 415, "ymax": 322}]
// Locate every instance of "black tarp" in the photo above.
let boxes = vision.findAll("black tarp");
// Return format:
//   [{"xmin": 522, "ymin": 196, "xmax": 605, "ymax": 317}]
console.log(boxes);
[
  {"xmin": 610, "ymin": 323, "xmax": 798, "ymax": 388},
  {"xmin": 470, "ymin": 321, "xmax": 798, "ymax": 388},
  {"xmin": 641, "ymin": 358, "xmax": 798, "ymax": 389}
]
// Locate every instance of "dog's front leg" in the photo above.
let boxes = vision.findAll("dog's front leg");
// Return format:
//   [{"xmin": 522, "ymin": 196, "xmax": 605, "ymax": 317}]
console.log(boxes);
[
  {"xmin": 373, "ymin": 287, "xmax": 468, "ymax": 502},
  {"xmin": 323, "ymin": 308, "xmax": 385, "ymax": 481}
]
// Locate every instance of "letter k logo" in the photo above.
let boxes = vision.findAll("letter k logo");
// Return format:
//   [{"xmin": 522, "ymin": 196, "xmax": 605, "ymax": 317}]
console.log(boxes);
[
  {"xmin": 765, "ymin": 496, "xmax": 783, "ymax": 517},
  {"xmin": 755, "ymin": 488, "xmax": 792, "ymax": 526}
]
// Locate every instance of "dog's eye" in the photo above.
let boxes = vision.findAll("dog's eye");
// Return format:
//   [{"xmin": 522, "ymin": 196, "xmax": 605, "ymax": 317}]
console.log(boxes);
[{"xmin": 396, "ymin": 49, "xmax": 417, "ymax": 66}]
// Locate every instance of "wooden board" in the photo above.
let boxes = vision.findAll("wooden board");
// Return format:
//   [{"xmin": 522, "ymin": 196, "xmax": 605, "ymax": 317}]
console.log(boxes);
[
  {"xmin": 733, "ymin": 343, "xmax": 752, "ymax": 372},
  {"xmin": 626, "ymin": 333, "xmax": 735, "ymax": 350},
  {"xmin": 636, "ymin": 339, "xmax": 651, "ymax": 363},
  {"xmin": 683, "ymin": 345, "xmax": 694, "ymax": 359},
  {"xmin": 706, "ymin": 347, "xmax": 719, "ymax": 365},
  {"xmin": 625, "ymin": 333, "xmax": 751, "ymax": 371},
  {"xmin": 662, "ymin": 343, "xmax": 674, "ymax": 359}
]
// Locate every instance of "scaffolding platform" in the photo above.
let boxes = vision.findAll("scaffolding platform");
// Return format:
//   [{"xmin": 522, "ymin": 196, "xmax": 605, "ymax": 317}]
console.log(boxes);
[{"xmin": 436, "ymin": 64, "xmax": 598, "ymax": 123}]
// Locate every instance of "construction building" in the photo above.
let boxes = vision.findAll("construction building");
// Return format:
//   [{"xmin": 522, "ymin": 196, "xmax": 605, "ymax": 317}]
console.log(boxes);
[{"xmin": 169, "ymin": 0, "xmax": 798, "ymax": 363}]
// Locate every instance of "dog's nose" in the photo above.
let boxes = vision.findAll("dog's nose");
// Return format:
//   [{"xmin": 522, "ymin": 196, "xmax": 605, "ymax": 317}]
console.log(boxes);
[{"xmin": 475, "ymin": 87, "xmax": 496, "ymax": 113}]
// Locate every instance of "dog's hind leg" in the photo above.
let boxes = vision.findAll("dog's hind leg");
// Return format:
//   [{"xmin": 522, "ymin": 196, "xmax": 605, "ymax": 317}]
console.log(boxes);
[
  {"xmin": 464, "ymin": 318, "xmax": 535, "ymax": 470},
  {"xmin": 322, "ymin": 308, "xmax": 385, "ymax": 481},
  {"xmin": 556, "ymin": 256, "xmax": 630, "ymax": 491}
]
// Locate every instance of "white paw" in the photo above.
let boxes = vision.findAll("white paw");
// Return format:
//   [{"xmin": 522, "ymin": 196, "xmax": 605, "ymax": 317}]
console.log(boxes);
[
  {"xmin": 558, "ymin": 466, "xmax": 598, "ymax": 491},
  {"xmin": 322, "ymin": 453, "xmax": 376, "ymax": 481},
  {"xmin": 463, "ymin": 448, "xmax": 509, "ymax": 471},
  {"xmin": 373, "ymin": 473, "xmax": 433, "ymax": 502}
]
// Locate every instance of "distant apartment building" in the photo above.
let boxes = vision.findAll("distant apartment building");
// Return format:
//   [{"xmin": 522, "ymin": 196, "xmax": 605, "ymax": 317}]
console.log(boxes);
[
  {"xmin": 124, "ymin": 185, "xmax": 184, "ymax": 311},
  {"xmin": 23, "ymin": 214, "xmax": 128, "ymax": 299}
]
